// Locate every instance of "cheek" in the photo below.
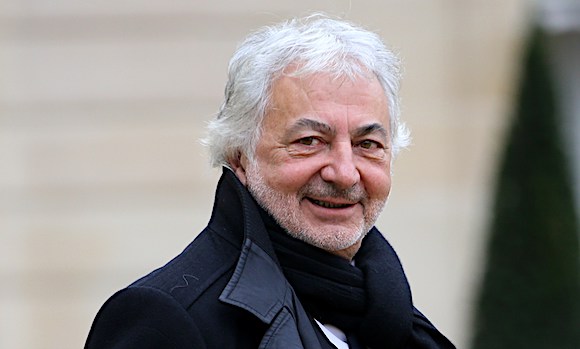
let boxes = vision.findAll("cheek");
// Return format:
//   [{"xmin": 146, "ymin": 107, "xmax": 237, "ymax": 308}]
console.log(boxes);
[
  {"xmin": 279, "ymin": 163, "xmax": 329, "ymax": 195},
  {"xmin": 363, "ymin": 167, "xmax": 392, "ymax": 199},
  {"xmin": 257, "ymin": 158, "xmax": 318, "ymax": 193}
]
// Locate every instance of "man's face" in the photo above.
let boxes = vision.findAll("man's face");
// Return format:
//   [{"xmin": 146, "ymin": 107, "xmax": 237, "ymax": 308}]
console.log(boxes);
[{"xmin": 235, "ymin": 72, "xmax": 392, "ymax": 260}]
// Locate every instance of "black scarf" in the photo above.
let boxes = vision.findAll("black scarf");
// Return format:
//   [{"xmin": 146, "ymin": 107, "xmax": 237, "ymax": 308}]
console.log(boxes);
[{"xmin": 261, "ymin": 210, "xmax": 414, "ymax": 349}]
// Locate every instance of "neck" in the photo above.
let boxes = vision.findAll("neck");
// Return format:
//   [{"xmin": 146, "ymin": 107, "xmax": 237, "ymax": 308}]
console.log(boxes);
[{"xmin": 329, "ymin": 240, "xmax": 363, "ymax": 261}]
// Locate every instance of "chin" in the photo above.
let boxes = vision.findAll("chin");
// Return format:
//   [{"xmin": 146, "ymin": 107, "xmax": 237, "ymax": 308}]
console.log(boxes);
[{"xmin": 288, "ymin": 223, "xmax": 367, "ymax": 253}]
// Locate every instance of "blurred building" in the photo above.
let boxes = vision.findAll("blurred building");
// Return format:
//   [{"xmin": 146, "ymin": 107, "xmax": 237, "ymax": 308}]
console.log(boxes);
[{"xmin": 0, "ymin": 1, "xmax": 558, "ymax": 348}]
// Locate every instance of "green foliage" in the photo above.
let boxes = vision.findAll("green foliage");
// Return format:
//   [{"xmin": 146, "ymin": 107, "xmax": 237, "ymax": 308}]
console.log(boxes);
[{"xmin": 471, "ymin": 27, "xmax": 580, "ymax": 349}]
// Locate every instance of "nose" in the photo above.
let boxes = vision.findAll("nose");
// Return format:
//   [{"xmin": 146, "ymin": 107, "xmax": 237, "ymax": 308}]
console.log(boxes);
[{"xmin": 320, "ymin": 142, "xmax": 360, "ymax": 189}]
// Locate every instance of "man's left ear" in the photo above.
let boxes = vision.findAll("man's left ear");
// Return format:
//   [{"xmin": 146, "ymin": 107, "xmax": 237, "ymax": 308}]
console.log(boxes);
[{"xmin": 230, "ymin": 152, "xmax": 248, "ymax": 185}]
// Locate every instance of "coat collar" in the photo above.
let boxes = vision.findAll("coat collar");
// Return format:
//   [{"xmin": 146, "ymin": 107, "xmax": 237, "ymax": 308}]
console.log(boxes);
[{"xmin": 210, "ymin": 168, "xmax": 291, "ymax": 324}]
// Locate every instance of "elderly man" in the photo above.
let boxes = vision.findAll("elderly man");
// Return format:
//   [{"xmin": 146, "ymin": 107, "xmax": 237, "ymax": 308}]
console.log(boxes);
[{"xmin": 85, "ymin": 15, "xmax": 455, "ymax": 349}]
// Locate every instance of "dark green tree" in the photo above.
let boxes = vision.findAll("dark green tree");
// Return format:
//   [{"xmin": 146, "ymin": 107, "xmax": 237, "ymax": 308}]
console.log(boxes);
[{"xmin": 471, "ymin": 27, "xmax": 580, "ymax": 349}]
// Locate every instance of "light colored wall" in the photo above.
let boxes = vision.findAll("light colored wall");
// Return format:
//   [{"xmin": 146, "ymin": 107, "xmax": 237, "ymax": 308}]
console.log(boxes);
[{"xmin": 0, "ymin": 1, "xmax": 530, "ymax": 348}]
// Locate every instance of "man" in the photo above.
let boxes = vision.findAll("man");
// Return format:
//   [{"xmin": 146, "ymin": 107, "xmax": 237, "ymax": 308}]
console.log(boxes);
[{"xmin": 85, "ymin": 14, "xmax": 456, "ymax": 349}]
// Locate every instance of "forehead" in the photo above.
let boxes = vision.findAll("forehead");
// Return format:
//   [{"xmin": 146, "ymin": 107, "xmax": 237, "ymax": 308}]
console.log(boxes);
[
  {"xmin": 265, "ymin": 72, "xmax": 389, "ymax": 129},
  {"xmin": 274, "ymin": 71, "xmax": 384, "ymax": 100}
]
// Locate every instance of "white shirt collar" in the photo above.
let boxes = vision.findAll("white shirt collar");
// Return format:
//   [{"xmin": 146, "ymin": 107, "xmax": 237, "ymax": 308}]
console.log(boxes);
[{"xmin": 314, "ymin": 319, "xmax": 349, "ymax": 349}]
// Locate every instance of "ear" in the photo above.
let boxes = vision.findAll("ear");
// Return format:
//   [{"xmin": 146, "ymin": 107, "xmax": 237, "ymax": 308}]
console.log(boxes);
[{"xmin": 229, "ymin": 153, "xmax": 249, "ymax": 185}]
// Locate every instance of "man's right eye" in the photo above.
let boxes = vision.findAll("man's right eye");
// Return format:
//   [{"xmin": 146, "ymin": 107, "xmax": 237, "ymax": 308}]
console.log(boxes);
[{"xmin": 298, "ymin": 137, "xmax": 319, "ymax": 146}]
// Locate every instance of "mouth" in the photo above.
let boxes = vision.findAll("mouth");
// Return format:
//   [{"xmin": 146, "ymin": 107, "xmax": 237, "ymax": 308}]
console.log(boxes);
[{"xmin": 307, "ymin": 198, "xmax": 356, "ymax": 209}]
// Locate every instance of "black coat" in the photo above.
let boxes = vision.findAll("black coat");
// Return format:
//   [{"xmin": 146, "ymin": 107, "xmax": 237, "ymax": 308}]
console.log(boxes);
[{"xmin": 85, "ymin": 170, "xmax": 454, "ymax": 348}]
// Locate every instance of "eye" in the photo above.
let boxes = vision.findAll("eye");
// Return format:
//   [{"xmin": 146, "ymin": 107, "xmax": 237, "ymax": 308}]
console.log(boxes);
[
  {"xmin": 358, "ymin": 140, "xmax": 381, "ymax": 149},
  {"xmin": 298, "ymin": 137, "xmax": 320, "ymax": 146},
  {"xmin": 288, "ymin": 136, "xmax": 325, "ymax": 156}
]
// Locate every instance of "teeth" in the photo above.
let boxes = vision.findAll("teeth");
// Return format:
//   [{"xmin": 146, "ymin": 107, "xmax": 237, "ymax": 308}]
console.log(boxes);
[{"xmin": 311, "ymin": 199, "xmax": 350, "ymax": 208}]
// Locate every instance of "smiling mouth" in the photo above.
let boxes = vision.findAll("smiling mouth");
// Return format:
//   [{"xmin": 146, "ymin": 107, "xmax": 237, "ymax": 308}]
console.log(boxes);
[{"xmin": 307, "ymin": 198, "xmax": 355, "ymax": 209}]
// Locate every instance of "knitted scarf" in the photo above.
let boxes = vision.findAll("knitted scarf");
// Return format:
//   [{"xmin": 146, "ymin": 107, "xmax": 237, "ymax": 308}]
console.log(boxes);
[{"xmin": 262, "ymin": 211, "xmax": 414, "ymax": 349}]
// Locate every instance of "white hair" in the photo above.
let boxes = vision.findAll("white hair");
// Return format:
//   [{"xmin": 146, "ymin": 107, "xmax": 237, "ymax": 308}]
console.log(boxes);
[{"xmin": 203, "ymin": 14, "xmax": 410, "ymax": 168}]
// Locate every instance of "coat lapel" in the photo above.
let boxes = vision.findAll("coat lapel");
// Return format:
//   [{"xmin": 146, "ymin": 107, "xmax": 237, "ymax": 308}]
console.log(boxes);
[
  {"xmin": 216, "ymin": 169, "xmax": 327, "ymax": 348},
  {"xmin": 219, "ymin": 238, "xmax": 289, "ymax": 323}
]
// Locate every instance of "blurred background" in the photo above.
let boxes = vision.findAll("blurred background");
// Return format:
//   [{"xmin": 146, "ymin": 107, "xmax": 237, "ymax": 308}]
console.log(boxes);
[{"xmin": 1, "ymin": 1, "xmax": 579, "ymax": 348}]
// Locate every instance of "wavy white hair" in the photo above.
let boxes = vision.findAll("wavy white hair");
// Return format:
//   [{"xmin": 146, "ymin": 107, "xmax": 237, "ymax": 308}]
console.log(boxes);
[{"xmin": 203, "ymin": 14, "xmax": 410, "ymax": 168}]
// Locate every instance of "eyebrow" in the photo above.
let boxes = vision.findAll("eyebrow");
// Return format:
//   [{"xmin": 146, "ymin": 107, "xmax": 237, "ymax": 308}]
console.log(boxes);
[
  {"xmin": 288, "ymin": 118, "xmax": 335, "ymax": 136},
  {"xmin": 287, "ymin": 118, "xmax": 388, "ymax": 142},
  {"xmin": 352, "ymin": 123, "xmax": 389, "ymax": 143}
]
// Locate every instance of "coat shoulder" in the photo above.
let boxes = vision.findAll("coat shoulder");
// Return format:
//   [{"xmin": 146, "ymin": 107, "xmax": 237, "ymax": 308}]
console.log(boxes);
[
  {"xmin": 85, "ymin": 227, "xmax": 265, "ymax": 349},
  {"xmin": 85, "ymin": 286, "xmax": 206, "ymax": 349},
  {"xmin": 134, "ymin": 226, "xmax": 240, "ymax": 308}
]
